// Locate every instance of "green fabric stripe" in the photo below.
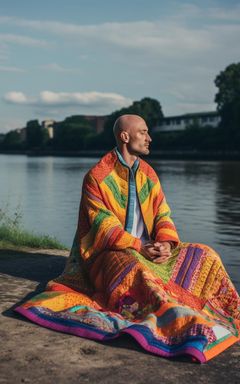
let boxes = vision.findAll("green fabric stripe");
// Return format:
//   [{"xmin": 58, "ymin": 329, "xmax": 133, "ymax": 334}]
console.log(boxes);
[
  {"xmin": 91, "ymin": 209, "xmax": 112, "ymax": 237},
  {"xmin": 205, "ymin": 334, "xmax": 231, "ymax": 351},
  {"xmin": 30, "ymin": 292, "xmax": 61, "ymax": 301},
  {"xmin": 138, "ymin": 177, "xmax": 155, "ymax": 205},
  {"xmin": 104, "ymin": 175, "xmax": 127, "ymax": 208},
  {"xmin": 131, "ymin": 245, "xmax": 180, "ymax": 283},
  {"xmin": 155, "ymin": 210, "xmax": 171, "ymax": 223}
]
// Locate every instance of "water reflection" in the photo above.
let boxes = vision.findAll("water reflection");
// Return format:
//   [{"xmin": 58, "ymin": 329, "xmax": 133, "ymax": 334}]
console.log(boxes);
[
  {"xmin": 151, "ymin": 160, "xmax": 218, "ymax": 246},
  {"xmin": 215, "ymin": 162, "xmax": 240, "ymax": 247},
  {"xmin": 215, "ymin": 162, "xmax": 240, "ymax": 242},
  {"xmin": 212, "ymin": 162, "xmax": 240, "ymax": 289}
]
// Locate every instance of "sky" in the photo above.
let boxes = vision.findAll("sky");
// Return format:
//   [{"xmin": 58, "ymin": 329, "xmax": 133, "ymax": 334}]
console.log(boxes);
[{"xmin": 0, "ymin": 0, "xmax": 239, "ymax": 133}]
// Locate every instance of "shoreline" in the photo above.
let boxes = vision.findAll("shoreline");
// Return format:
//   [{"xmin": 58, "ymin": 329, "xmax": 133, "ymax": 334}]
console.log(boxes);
[{"xmin": 1, "ymin": 149, "xmax": 240, "ymax": 161}]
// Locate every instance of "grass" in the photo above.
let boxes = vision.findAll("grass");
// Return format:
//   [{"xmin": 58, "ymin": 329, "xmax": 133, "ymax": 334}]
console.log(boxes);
[{"xmin": 0, "ymin": 203, "xmax": 69, "ymax": 250}]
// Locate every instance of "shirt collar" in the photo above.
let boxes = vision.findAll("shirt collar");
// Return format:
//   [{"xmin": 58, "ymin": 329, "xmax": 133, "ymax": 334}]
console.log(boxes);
[{"xmin": 114, "ymin": 147, "xmax": 139, "ymax": 174}]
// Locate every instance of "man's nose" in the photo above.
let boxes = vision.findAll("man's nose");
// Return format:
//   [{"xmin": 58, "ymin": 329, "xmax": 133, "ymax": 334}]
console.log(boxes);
[{"xmin": 147, "ymin": 134, "xmax": 152, "ymax": 142}]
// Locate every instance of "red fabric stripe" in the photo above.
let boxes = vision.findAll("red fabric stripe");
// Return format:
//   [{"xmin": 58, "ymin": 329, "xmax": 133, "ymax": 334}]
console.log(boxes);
[{"xmin": 156, "ymin": 221, "xmax": 176, "ymax": 230}]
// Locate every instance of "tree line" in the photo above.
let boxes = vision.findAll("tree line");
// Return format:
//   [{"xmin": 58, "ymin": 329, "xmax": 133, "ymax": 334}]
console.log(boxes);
[{"xmin": 1, "ymin": 63, "xmax": 240, "ymax": 152}]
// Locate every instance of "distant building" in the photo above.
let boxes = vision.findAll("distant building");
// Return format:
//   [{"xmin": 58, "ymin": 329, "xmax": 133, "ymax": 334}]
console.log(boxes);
[
  {"xmin": 42, "ymin": 120, "xmax": 55, "ymax": 139},
  {"xmin": 44, "ymin": 116, "xmax": 107, "ymax": 138},
  {"xmin": 84, "ymin": 115, "xmax": 108, "ymax": 134},
  {"xmin": 153, "ymin": 111, "xmax": 221, "ymax": 133}
]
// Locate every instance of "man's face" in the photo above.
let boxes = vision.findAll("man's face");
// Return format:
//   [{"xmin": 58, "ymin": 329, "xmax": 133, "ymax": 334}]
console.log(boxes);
[{"xmin": 126, "ymin": 121, "xmax": 152, "ymax": 156}]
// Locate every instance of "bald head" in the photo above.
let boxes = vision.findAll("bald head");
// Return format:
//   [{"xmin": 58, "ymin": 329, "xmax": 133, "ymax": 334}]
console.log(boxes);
[
  {"xmin": 113, "ymin": 114, "xmax": 146, "ymax": 145},
  {"xmin": 112, "ymin": 114, "xmax": 151, "ymax": 158}
]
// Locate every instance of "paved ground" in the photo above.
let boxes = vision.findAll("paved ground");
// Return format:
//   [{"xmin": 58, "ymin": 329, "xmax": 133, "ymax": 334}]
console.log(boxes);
[{"xmin": 0, "ymin": 248, "xmax": 239, "ymax": 384}]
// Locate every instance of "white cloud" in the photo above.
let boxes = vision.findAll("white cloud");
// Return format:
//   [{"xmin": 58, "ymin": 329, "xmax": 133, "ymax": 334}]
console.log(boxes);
[
  {"xmin": 4, "ymin": 91, "xmax": 29, "ymax": 104},
  {"xmin": 0, "ymin": 19, "xmax": 213, "ymax": 53},
  {"xmin": 3, "ymin": 90, "xmax": 132, "ymax": 110},
  {"xmin": 0, "ymin": 11, "xmax": 238, "ymax": 54},
  {"xmin": 40, "ymin": 91, "xmax": 131, "ymax": 107},
  {"xmin": 0, "ymin": 4, "xmax": 239, "ymax": 122},
  {"xmin": 0, "ymin": 9, "xmax": 239, "ymax": 65},
  {"xmin": 207, "ymin": 6, "xmax": 240, "ymax": 21},
  {"xmin": 2, "ymin": 90, "xmax": 133, "ymax": 129},
  {"xmin": 171, "ymin": 3, "xmax": 240, "ymax": 22},
  {"xmin": 39, "ymin": 63, "xmax": 81, "ymax": 73},
  {"xmin": 0, "ymin": 65, "xmax": 25, "ymax": 72},
  {"xmin": 0, "ymin": 33, "xmax": 50, "ymax": 47},
  {"xmin": 0, "ymin": 16, "xmax": 13, "ymax": 23}
]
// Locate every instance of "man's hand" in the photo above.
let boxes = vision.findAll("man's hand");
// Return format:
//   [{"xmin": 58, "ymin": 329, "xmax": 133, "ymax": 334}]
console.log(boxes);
[
  {"xmin": 152, "ymin": 241, "xmax": 172, "ymax": 263},
  {"xmin": 140, "ymin": 243, "xmax": 161, "ymax": 261},
  {"xmin": 140, "ymin": 241, "xmax": 172, "ymax": 263}
]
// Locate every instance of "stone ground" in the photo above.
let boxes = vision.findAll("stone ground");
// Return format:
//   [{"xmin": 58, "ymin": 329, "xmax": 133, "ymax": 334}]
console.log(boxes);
[{"xmin": 0, "ymin": 247, "xmax": 239, "ymax": 384}]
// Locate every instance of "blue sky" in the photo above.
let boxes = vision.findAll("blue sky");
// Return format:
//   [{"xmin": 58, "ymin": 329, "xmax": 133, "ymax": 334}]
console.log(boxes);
[{"xmin": 0, "ymin": 0, "xmax": 239, "ymax": 133}]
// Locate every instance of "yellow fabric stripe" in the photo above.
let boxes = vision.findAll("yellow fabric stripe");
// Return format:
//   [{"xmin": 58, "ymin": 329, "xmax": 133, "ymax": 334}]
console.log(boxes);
[
  {"xmin": 156, "ymin": 216, "xmax": 174, "ymax": 224},
  {"xmin": 193, "ymin": 257, "xmax": 214, "ymax": 297},
  {"xmin": 157, "ymin": 228, "xmax": 179, "ymax": 239}
]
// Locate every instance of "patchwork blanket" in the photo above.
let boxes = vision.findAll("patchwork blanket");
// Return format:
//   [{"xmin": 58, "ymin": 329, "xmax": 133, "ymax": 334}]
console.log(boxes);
[{"xmin": 15, "ymin": 235, "xmax": 240, "ymax": 363}]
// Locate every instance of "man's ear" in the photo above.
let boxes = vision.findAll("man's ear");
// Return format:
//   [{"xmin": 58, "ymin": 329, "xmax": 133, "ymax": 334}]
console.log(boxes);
[{"xmin": 120, "ymin": 131, "xmax": 129, "ymax": 143}]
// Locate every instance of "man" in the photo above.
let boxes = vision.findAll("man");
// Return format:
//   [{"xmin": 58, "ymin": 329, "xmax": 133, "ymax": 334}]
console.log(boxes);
[
  {"xmin": 15, "ymin": 114, "xmax": 240, "ymax": 363},
  {"xmin": 113, "ymin": 114, "xmax": 176, "ymax": 264},
  {"xmin": 78, "ymin": 114, "xmax": 179, "ymax": 268}
]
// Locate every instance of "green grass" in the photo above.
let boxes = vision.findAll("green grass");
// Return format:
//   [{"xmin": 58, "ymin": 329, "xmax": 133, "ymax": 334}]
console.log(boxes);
[
  {"xmin": 0, "ymin": 203, "xmax": 69, "ymax": 250},
  {"xmin": 0, "ymin": 224, "xmax": 69, "ymax": 250}
]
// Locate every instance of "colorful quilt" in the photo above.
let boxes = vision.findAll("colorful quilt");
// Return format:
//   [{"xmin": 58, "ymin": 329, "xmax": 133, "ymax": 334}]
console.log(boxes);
[{"xmin": 15, "ymin": 236, "xmax": 240, "ymax": 363}]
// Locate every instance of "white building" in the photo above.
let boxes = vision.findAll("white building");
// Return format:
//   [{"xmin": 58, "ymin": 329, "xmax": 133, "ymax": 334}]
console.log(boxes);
[
  {"xmin": 153, "ymin": 111, "xmax": 221, "ymax": 133},
  {"xmin": 42, "ymin": 120, "xmax": 55, "ymax": 139}
]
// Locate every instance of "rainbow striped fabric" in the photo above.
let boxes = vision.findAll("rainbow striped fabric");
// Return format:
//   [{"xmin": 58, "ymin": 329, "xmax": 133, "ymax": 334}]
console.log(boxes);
[
  {"xmin": 15, "ymin": 150, "xmax": 240, "ymax": 362},
  {"xmin": 78, "ymin": 148, "xmax": 180, "ymax": 260}
]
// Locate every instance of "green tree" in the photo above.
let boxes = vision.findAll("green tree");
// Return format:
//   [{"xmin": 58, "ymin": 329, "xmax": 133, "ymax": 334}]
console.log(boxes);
[
  {"xmin": 2, "ymin": 130, "xmax": 22, "ymax": 149},
  {"xmin": 53, "ymin": 117, "xmax": 94, "ymax": 150},
  {"xmin": 102, "ymin": 97, "xmax": 164, "ymax": 149},
  {"xmin": 26, "ymin": 120, "xmax": 49, "ymax": 149},
  {"xmin": 215, "ymin": 63, "xmax": 240, "ymax": 147},
  {"xmin": 128, "ymin": 97, "xmax": 164, "ymax": 128}
]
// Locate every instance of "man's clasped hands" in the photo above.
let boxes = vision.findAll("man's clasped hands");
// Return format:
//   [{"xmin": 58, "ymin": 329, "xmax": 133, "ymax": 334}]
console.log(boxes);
[{"xmin": 140, "ymin": 241, "xmax": 172, "ymax": 263}]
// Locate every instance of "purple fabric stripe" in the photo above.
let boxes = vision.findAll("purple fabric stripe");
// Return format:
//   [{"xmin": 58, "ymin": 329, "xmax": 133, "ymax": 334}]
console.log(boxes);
[
  {"xmin": 175, "ymin": 246, "xmax": 195, "ymax": 285},
  {"xmin": 109, "ymin": 261, "xmax": 136, "ymax": 293},
  {"xmin": 15, "ymin": 306, "xmax": 206, "ymax": 362},
  {"xmin": 14, "ymin": 306, "xmax": 106, "ymax": 341},
  {"xmin": 101, "ymin": 226, "xmax": 116, "ymax": 249},
  {"xmin": 123, "ymin": 329, "xmax": 206, "ymax": 363},
  {"xmin": 85, "ymin": 189, "xmax": 103, "ymax": 204},
  {"xmin": 182, "ymin": 248, "xmax": 203, "ymax": 289}
]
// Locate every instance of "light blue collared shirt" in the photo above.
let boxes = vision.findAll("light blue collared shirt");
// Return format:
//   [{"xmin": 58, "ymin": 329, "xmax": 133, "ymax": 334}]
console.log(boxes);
[{"xmin": 115, "ymin": 147, "xmax": 149, "ymax": 244}]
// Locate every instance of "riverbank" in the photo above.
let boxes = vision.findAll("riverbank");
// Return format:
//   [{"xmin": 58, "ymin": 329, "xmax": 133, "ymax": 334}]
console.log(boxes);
[
  {"xmin": 0, "ymin": 246, "xmax": 239, "ymax": 383},
  {"xmin": 1, "ymin": 149, "xmax": 240, "ymax": 160},
  {"xmin": 0, "ymin": 225, "xmax": 68, "ymax": 250}
]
